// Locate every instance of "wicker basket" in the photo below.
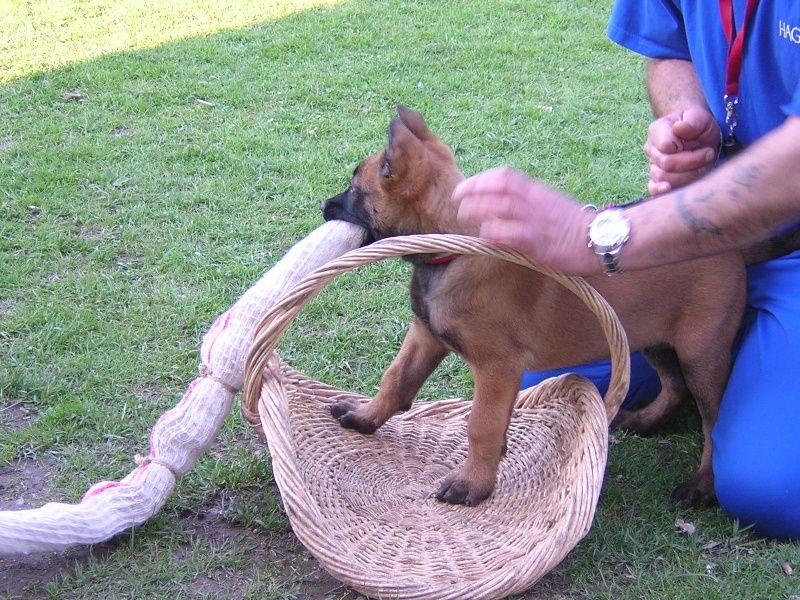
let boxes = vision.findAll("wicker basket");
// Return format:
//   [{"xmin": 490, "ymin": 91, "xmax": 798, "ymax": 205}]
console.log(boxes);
[{"xmin": 242, "ymin": 234, "xmax": 630, "ymax": 600}]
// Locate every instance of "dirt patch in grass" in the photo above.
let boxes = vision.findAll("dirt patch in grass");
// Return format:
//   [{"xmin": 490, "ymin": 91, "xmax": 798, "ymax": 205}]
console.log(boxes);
[
  {"xmin": 0, "ymin": 459, "xmax": 57, "ymax": 512},
  {"xmin": 0, "ymin": 402, "xmax": 38, "ymax": 432},
  {"xmin": 0, "ymin": 544, "xmax": 115, "ymax": 599}
]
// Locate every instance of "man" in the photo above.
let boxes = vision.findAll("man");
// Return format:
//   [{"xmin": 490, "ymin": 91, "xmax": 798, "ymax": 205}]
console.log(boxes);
[{"xmin": 452, "ymin": 1, "xmax": 800, "ymax": 539}]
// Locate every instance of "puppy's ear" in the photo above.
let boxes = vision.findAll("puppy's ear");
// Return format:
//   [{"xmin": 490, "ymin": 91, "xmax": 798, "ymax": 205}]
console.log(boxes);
[
  {"xmin": 383, "ymin": 117, "xmax": 429, "ymax": 186},
  {"xmin": 396, "ymin": 105, "xmax": 433, "ymax": 141}
]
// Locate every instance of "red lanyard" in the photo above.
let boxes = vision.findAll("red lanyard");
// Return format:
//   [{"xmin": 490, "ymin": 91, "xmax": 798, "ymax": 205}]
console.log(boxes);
[
  {"xmin": 719, "ymin": 0, "xmax": 759, "ymax": 98},
  {"xmin": 718, "ymin": 0, "xmax": 759, "ymax": 149}
]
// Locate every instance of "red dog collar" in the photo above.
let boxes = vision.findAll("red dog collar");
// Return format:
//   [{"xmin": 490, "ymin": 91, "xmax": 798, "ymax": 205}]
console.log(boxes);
[{"xmin": 426, "ymin": 253, "xmax": 462, "ymax": 265}]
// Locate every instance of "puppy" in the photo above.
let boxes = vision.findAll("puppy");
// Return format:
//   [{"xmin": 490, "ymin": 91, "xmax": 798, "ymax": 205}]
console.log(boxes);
[{"xmin": 320, "ymin": 105, "xmax": 780, "ymax": 508}]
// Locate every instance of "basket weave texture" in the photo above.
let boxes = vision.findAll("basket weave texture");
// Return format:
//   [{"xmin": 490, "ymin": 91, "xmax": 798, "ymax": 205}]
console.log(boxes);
[{"xmin": 243, "ymin": 234, "xmax": 630, "ymax": 600}]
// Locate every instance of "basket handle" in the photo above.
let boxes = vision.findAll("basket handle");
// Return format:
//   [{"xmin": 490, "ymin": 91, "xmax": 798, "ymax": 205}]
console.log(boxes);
[{"xmin": 243, "ymin": 233, "xmax": 630, "ymax": 425}]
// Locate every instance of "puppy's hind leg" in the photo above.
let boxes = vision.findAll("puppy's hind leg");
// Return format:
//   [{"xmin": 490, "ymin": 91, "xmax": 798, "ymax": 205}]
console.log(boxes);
[
  {"xmin": 612, "ymin": 344, "xmax": 692, "ymax": 435},
  {"xmin": 331, "ymin": 316, "xmax": 449, "ymax": 434},
  {"xmin": 671, "ymin": 347, "xmax": 730, "ymax": 508}
]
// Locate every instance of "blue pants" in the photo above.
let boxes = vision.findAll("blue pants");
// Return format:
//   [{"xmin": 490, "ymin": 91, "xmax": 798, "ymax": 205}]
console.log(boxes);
[
  {"xmin": 521, "ymin": 250, "xmax": 800, "ymax": 540},
  {"xmin": 519, "ymin": 352, "xmax": 662, "ymax": 411}
]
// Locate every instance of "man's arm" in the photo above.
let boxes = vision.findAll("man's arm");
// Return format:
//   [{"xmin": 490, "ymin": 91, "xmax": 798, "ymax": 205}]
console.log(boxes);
[
  {"xmin": 646, "ymin": 58, "xmax": 709, "ymax": 117},
  {"xmin": 453, "ymin": 116, "xmax": 800, "ymax": 276}
]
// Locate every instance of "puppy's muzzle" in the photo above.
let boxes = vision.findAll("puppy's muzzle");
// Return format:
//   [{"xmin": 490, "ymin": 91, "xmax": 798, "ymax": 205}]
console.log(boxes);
[{"xmin": 321, "ymin": 192, "xmax": 376, "ymax": 244}]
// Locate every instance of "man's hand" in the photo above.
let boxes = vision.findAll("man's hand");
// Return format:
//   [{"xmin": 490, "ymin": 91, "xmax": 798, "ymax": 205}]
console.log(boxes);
[
  {"xmin": 452, "ymin": 168, "xmax": 598, "ymax": 275},
  {"xmin": 645, "ymin": 107, "xmax": 721, "ymax": 196}
]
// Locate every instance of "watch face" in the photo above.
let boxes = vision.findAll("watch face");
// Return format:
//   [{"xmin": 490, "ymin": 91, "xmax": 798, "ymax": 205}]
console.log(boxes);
[
  {"xmin": 592, "ymin": 217, "xmax": 617, "ymax": 245},
  {"xmin": 590, "ymin": 211, "xmax": 630, "ymax": 248}
]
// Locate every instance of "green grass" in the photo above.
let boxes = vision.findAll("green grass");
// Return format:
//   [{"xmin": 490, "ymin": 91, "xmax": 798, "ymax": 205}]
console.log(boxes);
[{"xmin": 1, "ymin": 0, "xmax": 799, "ymax": 598}]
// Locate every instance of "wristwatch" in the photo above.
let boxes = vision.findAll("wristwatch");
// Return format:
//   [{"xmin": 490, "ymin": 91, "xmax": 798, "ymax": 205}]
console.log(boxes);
[{"xmin": 587, "ymin": 207, "xmax": 631, "ymax": 276}]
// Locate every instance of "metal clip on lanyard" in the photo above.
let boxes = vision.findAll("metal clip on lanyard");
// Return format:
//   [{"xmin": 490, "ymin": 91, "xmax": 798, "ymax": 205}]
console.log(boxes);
[
  {"xmin": 719, "ymin": 0, "xmax": 759, "ymax": 157},
  {"xmin": 723, "ymin": 95, "xmax": 738, "ymax": 150}
]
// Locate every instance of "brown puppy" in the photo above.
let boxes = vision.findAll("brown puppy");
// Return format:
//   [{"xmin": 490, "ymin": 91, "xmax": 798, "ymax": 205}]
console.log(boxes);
[{"xmin": 320, "ymin": 105, "xmax": 762, "ymax": 508}]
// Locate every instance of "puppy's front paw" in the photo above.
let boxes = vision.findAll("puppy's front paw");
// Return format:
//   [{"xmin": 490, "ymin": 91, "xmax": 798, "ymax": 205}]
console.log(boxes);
[
  {"xmin": 671, "ymin": 474, "xmax": 717, "ymax": 508},
  {"xmin": 435, "ymin": 471, "xmax": 493, "ymax": 507},
  {"xmin": 329, "ymin": 400, "xmax": 378, "ymax": 435},
  {"xmin": 329, "ymin": 399, "xmax": 360, "ymax": 420}
]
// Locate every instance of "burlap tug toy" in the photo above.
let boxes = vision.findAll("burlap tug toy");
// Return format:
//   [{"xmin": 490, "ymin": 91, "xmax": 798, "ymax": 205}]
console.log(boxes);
[
  {"xmin": 241, "ymin": 233, "xmax": 630, "ymax": 600},
  {"xmin": 0, "ymin": 223, "xmax": 630, "ymax": 600}
]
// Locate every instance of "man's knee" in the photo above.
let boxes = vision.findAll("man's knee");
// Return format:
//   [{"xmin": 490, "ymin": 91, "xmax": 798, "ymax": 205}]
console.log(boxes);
[{"xmin": 714, "ymin": 449, "xmax": 800, "ymax": 541}]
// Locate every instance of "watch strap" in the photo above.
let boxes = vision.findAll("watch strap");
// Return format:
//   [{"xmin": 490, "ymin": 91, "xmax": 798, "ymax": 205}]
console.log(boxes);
[{"xmin": 596, "ymin": 248, "xmax": 625, "ymax": 276}]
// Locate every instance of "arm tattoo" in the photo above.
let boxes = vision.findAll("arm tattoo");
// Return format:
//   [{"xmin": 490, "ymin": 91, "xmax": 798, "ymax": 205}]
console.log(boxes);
[
  {"xmin": 674, "ymin": 163, "xmax": 761, "ymax": 236},
  {"xmin": 730, "ymin": 164, "xmax": 761, "ymax": 201},
  {"xmin": 675, "ymin": 190, "xmax": 724, "ymax": 235}
]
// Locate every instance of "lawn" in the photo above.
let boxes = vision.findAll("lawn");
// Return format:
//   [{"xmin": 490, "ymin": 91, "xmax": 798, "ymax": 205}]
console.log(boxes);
[{"xmin": 1, "ymin": 0, "xmax": 799, "ymax": 598}]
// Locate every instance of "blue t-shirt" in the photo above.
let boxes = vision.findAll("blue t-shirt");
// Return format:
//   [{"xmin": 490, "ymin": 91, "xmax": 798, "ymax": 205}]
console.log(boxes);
[{"xmin": 607, "ymin": 0, "xmax": 800, "ymax": 147}]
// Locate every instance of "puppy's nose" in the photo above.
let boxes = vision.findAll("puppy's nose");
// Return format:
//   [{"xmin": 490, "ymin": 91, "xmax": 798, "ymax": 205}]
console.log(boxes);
[{"xmin": 321, "ymin": 199, "xmax": 336, "ymax": 221}]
